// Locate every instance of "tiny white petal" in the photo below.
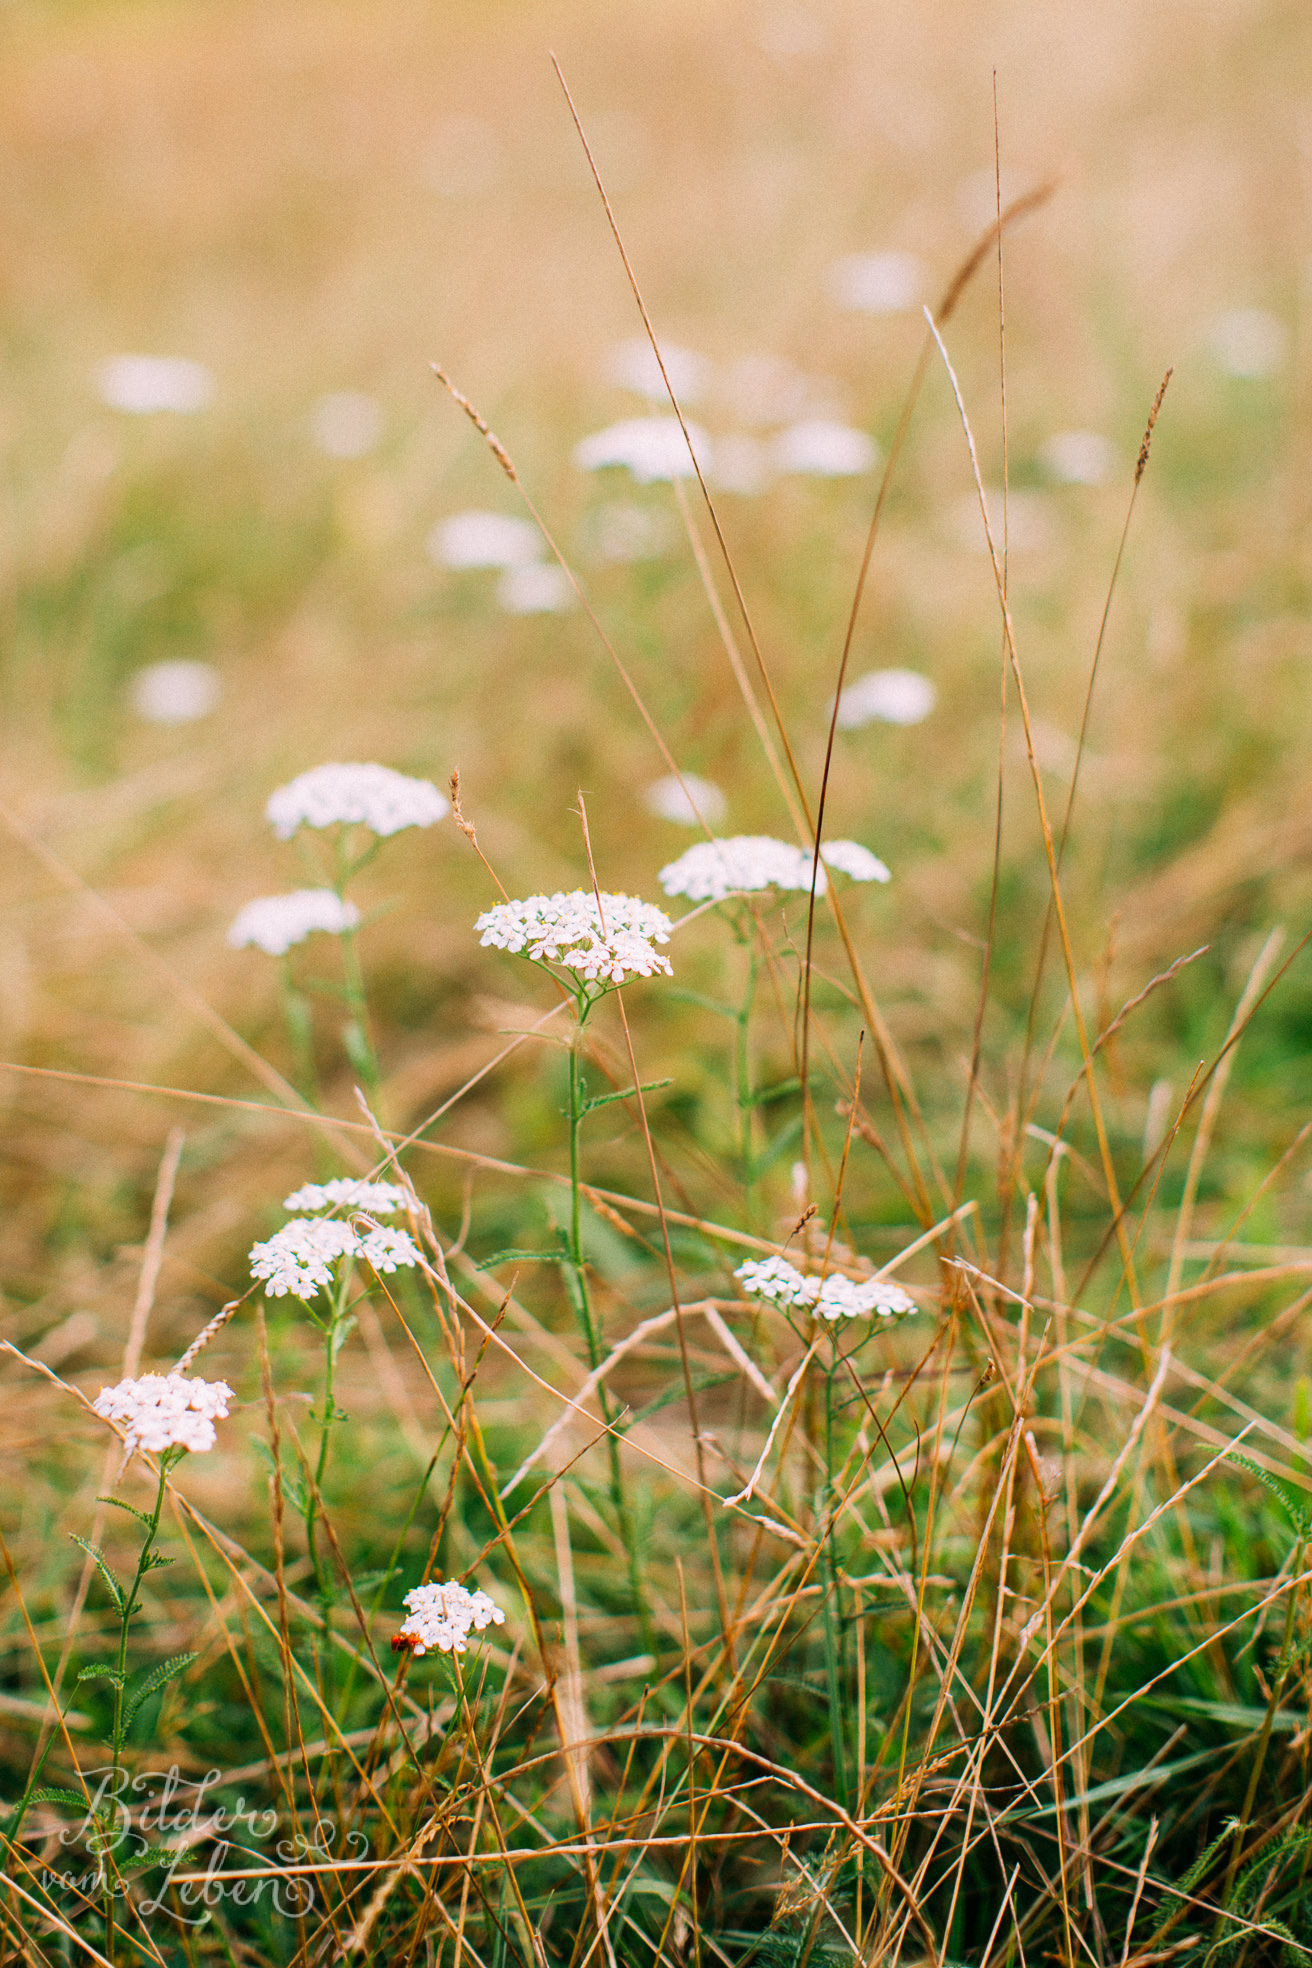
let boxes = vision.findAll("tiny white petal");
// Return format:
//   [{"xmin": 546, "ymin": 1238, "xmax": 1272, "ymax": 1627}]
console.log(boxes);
[
  {"xmin": 92, "ymin": 1373, "xmax": 233, "ymax": 1455},
  {"xmin": 475, "ymin": 891, "xmax": 673, "ymax": 987},
  {"xmin": 283, "ymin": 1179, "xmax": 407, "ymax": 1215},
  {"xmin": 398, "ymin": 1578, "xmax": 506, "ymax": 1656},
  {"xmin": 228, "ymin": 890, "xmax": 361, "ymax": 957}
]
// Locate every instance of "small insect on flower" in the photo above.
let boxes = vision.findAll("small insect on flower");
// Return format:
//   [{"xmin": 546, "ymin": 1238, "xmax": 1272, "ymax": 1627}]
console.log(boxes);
[
  {"xmin": 92, "ymin": 1373, "xmax": 233, "ymax": 1455},
  {"xmin": 395, "ymin": 1580, "xmax": 506, "ymax": 1657},
  {"xmin": 475, "ymin": 891, "xmax": 673, "ymax": 987},
  {"xmin": 249, "ymin": 1218, "xmax": 421, "ymax": 1300},
  {"xmin": 227, "ymin": 890, "xmax": 362, "ymax": 957},
  {"xmin": 735, "ymin": 1256, "xmax": 916, "ymax": 1322},
  {"xmin": 283, "ymin": 1178, "xmax": 408, "ymax": 1216},
  {"xmin": 266, "ymin": 762, "xmax": 449, "ymax": 840}
]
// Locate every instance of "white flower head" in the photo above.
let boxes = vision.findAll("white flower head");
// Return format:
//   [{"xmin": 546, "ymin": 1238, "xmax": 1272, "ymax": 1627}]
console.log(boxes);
[
  {"xmin": 659, "ymin": 835, "xmax": 819, "ymax": 904},
  {"xmin": 607, "ymin": 338, "xmax": 712, "ymax": 406},
  {"xmin": 267, "ymin": 763, "xmax": 448, "ymax": 840},
  {"xmin": 736, "ymin": 1256, "xmax": 916, "ymax": 1323},
  {"xmin": 496, "ymin": 562, "xmax": 574, "ymax": 615},
  {"xmin": 827, "ymin": 250, "xmax": 924, "ymax": 315},
  {"xmin": 642, "ymin": 773, "xmax": 728, "ymax": 827},
  {"xmin": 1039, "ymin": 430, "xmax": 1115, "ymax": 488},
  {"xmin": 573, "ymin": 417, "xmax": 712, "ymax": 484},
  {"xmin": 772, "ymin": 420, "xmax": 879, "ymax": 477},
  {"xmin": 249, "ymin": 1217, "xmax": 420, "ymax": 1300},
  {"xmin": 283, "ymin": 1178, "xmax": 408, "ymax": 1216},
  {"xmin": 819, "ymin": 840, "xmax": 891, "ymax": 884},
  {"xmin": 429, "ymin": 511, "xmax": 542, "ymax": 571},
  {"xmin": 837, "ymin": 667, "xmax": 936, "ymax": 729},
  {"xmin": 130, "ymin": 660, "xmax": 221, "ymax": 725},
  {"xmin": 475, "ymin": 891, "xmax": 673, "ymax": 988},
  {"xmin": 397, "ymin": 1579, "xmax": 506, "ymax": 1657},
  {"xmin": 96, "ymin": 354, "xmax": 215, "ymax": 415},
  {"xmin": 228, "ymin": 890, "xmax": 362, "ymax": 957},
  {"xmin": 92, "ymin": 1373, "xmax": 233, "ymax": 1455}
]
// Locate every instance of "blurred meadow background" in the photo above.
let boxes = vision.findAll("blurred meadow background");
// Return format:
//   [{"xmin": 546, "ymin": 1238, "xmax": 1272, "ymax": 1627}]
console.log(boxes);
[{"xmin": 6, "ymin": 0, "xmax": 1312, "ymax": 1960}]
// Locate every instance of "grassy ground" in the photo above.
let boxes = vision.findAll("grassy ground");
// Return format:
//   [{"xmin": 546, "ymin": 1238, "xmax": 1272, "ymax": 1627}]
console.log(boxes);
[{"xmin": 4, "ymin": 0, "xmax": 1312, "ymax": 1961}]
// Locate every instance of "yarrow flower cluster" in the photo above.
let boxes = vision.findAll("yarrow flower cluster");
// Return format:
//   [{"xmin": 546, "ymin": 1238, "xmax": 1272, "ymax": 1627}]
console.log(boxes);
[
  {"xmin": 735, "ymin": 1255, "xmax": 916, "ymax": 1322},
  {"xmin": 250, "ymin": 1217, "xmax": 422, "ymax": 1299},
  {"xmin": 266, "ymin": 763, "xmax": 449, "ymax": 840},
  {"xmin": 475, "ymin": 891, "xmax": 674, "ymax": 987},
  {"xmin": 658, "ymin": 836, "xmax": 890, "ymax": 905},
  {"xmin": 395, "ymin": 1580, "xmax": 506, "ymax": 1657},
  {"xmin": 92, "ymin": 1373, "xmax": 233, "ymax": 1455},
  {"xmin": 227, "ymin": 889, "xmax": 362, "ymax": 956},
  {"xmin": 283, "ymin": 1178, "xmax": 408, "ymax": 1216}
]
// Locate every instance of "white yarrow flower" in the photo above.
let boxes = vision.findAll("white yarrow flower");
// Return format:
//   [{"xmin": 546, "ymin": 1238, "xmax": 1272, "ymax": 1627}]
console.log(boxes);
[
  {"xmin": 573, "ymin": 417, "xmax": 712, "ymax": 484},
  {"xmin": 735, "ymin": 1257, "xmax": 916, "ymax": 1322},
  {"xmin": 607, "ymin": 337, "xmax": 712, "ymax": 406},
  {"xmin": 429, "ymin": 511, "xmax": 543, "ymax": 570},
  {"xmin": 837, "ymin": 667, "xmax": 936, "ymax": 729},
  {"xmin": 266, "ymin": 763, "xmax": 448, "ymax": 839},
  {"xmin": 228, "ymin": 890, "xmax": 362, "ymax": 957},
  {"xmin": 92, "ymin": 1373, "xmax": 233, "ymax": 1455},
  {"xmin": 658, "ymin": 835, "xmax": 819, "ymax": 903},
  {"xmin": 827, "ymin": 250, "xmax": 924, "ymax": 315},
  {"xmin": 96, "ymin": 354, "xmax": 215, "ymax": 415},
  {"xmin": 1039, "ymin": 430, "xmax": 1115, "ymax": 488},
  {"xmin": 642, "ymin": 773, "xmax": 728, "ymax": 827},
  {"xmin": 130, "ymin": 660, "xmax": 222, "ymax": 725},
  {"xmin": 475, "ymin": 891, "xmax": 673, "ymax": 986},
  {"xmin": 249, "ymin": 1217, "xmax": 420, "ymax": 1299},
  {"xmin": 496, "ymin": 562, "xmax": 574, "ymax": 615},
  {"xmin": 819, "ymin": 840, "xmax": 891, "ymax": 884},
  {"xmin": 283, "ymin": 1179, "xmax": 408, "ymax": 1216},
  {"xmin": 396, "ymin": 1579, "xmax": 506, "ymax": 1657},
  {"xmin": 772, "ymin": 420, "xmax": 879, "ymax": 477}
]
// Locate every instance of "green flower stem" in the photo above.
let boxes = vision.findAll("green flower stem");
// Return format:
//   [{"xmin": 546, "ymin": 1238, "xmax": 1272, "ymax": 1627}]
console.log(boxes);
[
  {"xmin": 734, "ymin": 938, "xmax": 761, "ymax": 1230},
  {"xmin": 820, "ymin": 1340, "xmax": 850, "ymax": 1812},
  {"xmin": 277, "ymin": 956, "xmax": 320, "ymax": 1105},
  {"xmin": 334, "ymin": 830, "xmax": 382, "ymax": 1105}
]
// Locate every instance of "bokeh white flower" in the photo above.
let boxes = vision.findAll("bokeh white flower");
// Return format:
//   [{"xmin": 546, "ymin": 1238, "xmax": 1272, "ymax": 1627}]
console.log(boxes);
[
  {"xmin": 267, "ymin": 763, "xmax": 448, "ymax": 839},
  {"xmin": 396, "ymin": 1579, "xmax": 505, "ymax": 1657},
  {"xmin": 827, "ymin": 250, "xmax": 924, "ymax": 315},
  {"xmin": 1208, "ymin": 307, "xmax": 1286, "ymax": 380},
  {"xmin": 283, "ymin": 1178, "xmax": 407, "ymax": 1216},
  {"xmin": 642, "ymin": 773, "xmax": 728, "ymax": 827},
  {"xmin": 310, "ymin": 391, "xmax": 383, "ymax": 459},
  {"xmin": 96, "ymin": 355, "xmax": 215, "ymax": 415},
  {"xmin": 129, "ymin": 660, "xmax": 222, "ymax": 726},
  {"xmin": 496, "ymin": 562, "xmax": 574, "ymax": 615},
  {"xmin": 659, "ymin": 835, "xmax": 816, "ymax": 903},
  {"xmin": 837, "ymin": 667, "xmax": 936, "ymax": 729},
  {"xmin": 574, "ymin": 417, "xmax": 711, "ymax": 484},
  {"xmin": 735, "ymin": 1256, "xmax": 915, "ymax": 1321},
  {"xmin": 476, "ymin": 891, "xmax": 673, "ymax": 986},
  {"xmin": 771, "ymin": 420, "xmax": 879, "ymax": 477},
  {"xmin": 228, "ymin": 890, "xmax": 362, "ymax": 957},
  {"xmin": 1039, "ymin": 429, "xmax": 1115, "ymax": 487},
  {"xmin": 581, "ymin": 501, "xmax": 673, "ymax": 564},
  {"xmin": 607, "ymin": 337, "xmax": 711, "ymax": 406},
  {"xmin": 249, "ymin": 1217, "xmax": 421, "ymax": 1299},
  {"xmin": 93, "ymin": 1373, "xmax": 233, "ymax": 1455},
  {"xmin": 429, "ymin": 511, "xmax": 543, "ymax": 571},
  {"xmin": 819, "ymin": 839, "xmax": 891, "ymax": 884}
]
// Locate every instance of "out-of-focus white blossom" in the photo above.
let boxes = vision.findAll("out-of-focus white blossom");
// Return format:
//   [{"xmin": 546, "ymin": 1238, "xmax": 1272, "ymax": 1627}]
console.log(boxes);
[
  {"xmin": 607, "ymin": 338, "xmax": 711, "ymax": 406},
  {"xmin": 581, "ymin": 501, "xmax": 673, "ymax": 563},
  {"xmin": 573, "ymin": 417, "xmax": 711, "ymax": 484},
  {"xmin": 735, "ymin": 1256, "xmax": 916, "ymax": 1322},
  {"xmin": 772, "ymin": 420, "xmax": 879, "ymax": 477},
  {"xmin": 396, "ymin": 1579, "xmax": 505, "ymax": 1657},
  {"xmin": 283, "ymin": 1179, "xmax": 407, "ymax": 1216},
  {"xmin": 642, "ymin": 774, "xmax": 728, "ymax": 827},
  {"xmin": 267, "ymin": 763, "xmax": 448, "ymax": 839},
  {"xmin": 496, "ymin": 562, "xmax": 574, "ymax": 614},
  {"xmin": 1208, "ymin": 307, "xmax": 1286, "ymax": 380},
  {"xmin": 249, "ymin": 1217, "xmax": 420, "ymax": 1299},
  {"xmin": 819, "ymin": 840, "xmax": 891, "ymax": 884},
  {"xmin": 476, "ymin": 891, "xmax": 673, "ymax": 986},
  {"xmin": 311, "ymin": 391, "xmax": 383, "ymax": 459},
  {"xmin": 429, "ymin": 511, "xmax": 543, "ymax": 570},
  {"xmin": 1039, "ymin": 430, "xmax": 1115, "ymax": 487},
  {"xmin": 827, "ymin": 250, "xmax": 924, "ymax": 315},
  {"xmin": 659, "ymin": 835, "xmax": 817, "ymax": 903},
  {"xmin": 130, "ymin": 660, "xmax": 222, "ymax": 725},
  {"xmin": 837, "ymin": 668, "xmax": 936, "ymax": 729},
  {"xmin": 97, "ymin": 355, "xmax": 215, "ymax": 415},
  {"xmin": 228, "ymin": 890, "xmax": 362, "ymax": 957},
  {"xmin": 92, "ymin": 1373, "xmax": 233, "ymax": 1455}
]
